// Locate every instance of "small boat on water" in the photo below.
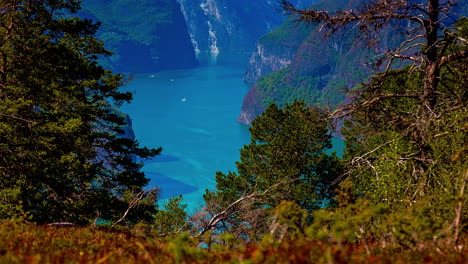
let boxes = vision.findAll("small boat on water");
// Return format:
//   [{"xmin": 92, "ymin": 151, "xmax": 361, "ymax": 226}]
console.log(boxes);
[{"xmin": 181, "ymin": 97, "xmax": 187, "ymax": 102}]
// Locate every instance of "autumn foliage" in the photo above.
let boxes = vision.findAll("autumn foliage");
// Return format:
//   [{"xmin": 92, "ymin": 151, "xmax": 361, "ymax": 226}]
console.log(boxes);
[{"xmin": 0, "ymin": 221, "xmax": 466, "ymax": 263}]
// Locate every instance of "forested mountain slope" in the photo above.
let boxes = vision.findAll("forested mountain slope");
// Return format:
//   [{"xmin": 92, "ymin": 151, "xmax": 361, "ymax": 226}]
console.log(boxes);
[
  {"xmin": 81, "ymin": 0, "xmax": 198, "ymax": 73},
  {"xmin": 239, "ymin": 0, "xmax": 468, "ymax": 124}
]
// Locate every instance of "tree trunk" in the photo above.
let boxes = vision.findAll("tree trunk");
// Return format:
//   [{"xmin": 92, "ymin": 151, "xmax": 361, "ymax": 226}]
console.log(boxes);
[{"xmin": 422, "ymin": 0, "xmax": 440, "ymax": 111}]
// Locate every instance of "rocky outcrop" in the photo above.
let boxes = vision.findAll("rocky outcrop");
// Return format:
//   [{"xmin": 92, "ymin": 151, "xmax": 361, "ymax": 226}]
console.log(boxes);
[
  {"xmin": 244, "ymin": 43, "xmax": 293, "ymax": 85},
  {"xmin": 81, "ymin": 0, "xmax": 197, "ymax": 73},
  {"xmin": 120, "ymin": 112, "xmax": 136, "ymax": 140},
  {"xmin": 236, "ymin": 85, "xmax": 268, "ymax": 125},
  {"xmin": 95, "ymin": 106, "xmax": 138, "ymax": 170},
  {"xmin": 105, "ymin": 106, "xmax": 136, "ymax": 140},
  {"xmin": 243, "ymin": 16, "xmax": 310, "ymax": 84},
  {"xmin": 177, "ymin": 0, "xmax": 315, "ymax": 63}
]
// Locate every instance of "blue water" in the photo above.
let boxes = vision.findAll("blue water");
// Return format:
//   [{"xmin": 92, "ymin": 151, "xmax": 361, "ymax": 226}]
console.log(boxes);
[
  {"xmin": 121, "ymin": 64, "xmax": 251, "ymax": 212},
  {"xmin": 121, "ymin": 64, "xmax": 345, "ymax": 213}
]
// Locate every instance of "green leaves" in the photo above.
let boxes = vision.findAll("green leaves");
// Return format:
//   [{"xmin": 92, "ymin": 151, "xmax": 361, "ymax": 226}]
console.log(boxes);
[
  {"xmin": 238, "ymin": 101, "xmax": 338, "ymax": 210},
  {"xmin": 337, "ymin": 20, "xmax": 468, "ymax": 246},
  {"xmin": 153, "ymin": 196, "xmax": 188, "ymax": 236}
]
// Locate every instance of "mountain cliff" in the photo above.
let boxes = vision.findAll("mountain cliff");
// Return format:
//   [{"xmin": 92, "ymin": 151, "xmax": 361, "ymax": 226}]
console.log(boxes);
[
  {"xmin": 238, "ymin": 0, "xmax": 439, "ymax": 124},
  {"xmin": 238, "ymin": 1, "xmax": 371, "ymax": 124},
  {"xmin": 177, "ymin": 0, "xmax": 315, "ymax": 63},
  {"xmin": 243, "ymin": 15, "xmax": 310, "ymax": 85},
  {"xmin": 238, "ymin": 29, "xmax": 371, "ymax": 124},
  {"xmin": 81, "ymin": 0, "xmax": 198, "ymax": 73},
  {"xmin": 239, "ymin": 0, "xmax": 468, "ymax": 124}
]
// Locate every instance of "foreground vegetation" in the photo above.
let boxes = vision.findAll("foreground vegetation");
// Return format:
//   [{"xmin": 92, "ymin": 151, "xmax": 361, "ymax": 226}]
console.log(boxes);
[{"xmin": 0, "ymin": 221, "xmax": 466, "ymax": 263}]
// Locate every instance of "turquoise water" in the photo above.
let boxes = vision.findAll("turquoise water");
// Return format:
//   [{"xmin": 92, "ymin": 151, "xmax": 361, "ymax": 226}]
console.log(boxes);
[
  {"xmin": 121, "ymin": 64, "xmax": 251, "ymax": 212},
  {"xmin": 121, "ymin": 64, "xmax": 345, "ymax": 213}
]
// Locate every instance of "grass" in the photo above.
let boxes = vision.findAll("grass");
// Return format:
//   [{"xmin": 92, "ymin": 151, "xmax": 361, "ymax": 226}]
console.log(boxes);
[{"xmin": 0, "ymin": 221, "xmax": 466, "ymax": 263}]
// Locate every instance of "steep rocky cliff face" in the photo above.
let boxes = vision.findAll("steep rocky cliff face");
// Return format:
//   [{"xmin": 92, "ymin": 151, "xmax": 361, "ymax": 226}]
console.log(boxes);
[
  {"xmin": 81, "ymin": 0, "xmax": 197, "ymax": 73},
  {"xmin": 238, "ymin": 27, "xmax": 372, "ymax": 124},
  {"xmin": 243, "ymin": 16, "xmax": 310, "ymax": 85},
  {"xmin": 119, "ymin": 112, "xmax": 136, "ymax": 140},
  {"xmin": 177, "ymin": 0, "xmax": 314, "ymax": 64}
]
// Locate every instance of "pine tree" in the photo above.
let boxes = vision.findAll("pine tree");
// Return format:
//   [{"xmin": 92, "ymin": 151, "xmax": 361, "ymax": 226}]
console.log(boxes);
[
  {"xmin": 0, "ymin": 0, "xmax": 160, "ymax": 224},
  {"xmin": 200, "ymin": 101, "xmax": 342, "ymax": 237}
]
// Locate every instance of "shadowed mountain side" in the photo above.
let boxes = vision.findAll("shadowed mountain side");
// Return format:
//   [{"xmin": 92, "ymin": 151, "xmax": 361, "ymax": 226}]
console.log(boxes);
[{"xmin": 81, "ymin": 0, "xmax": 197, "ymax": 73}]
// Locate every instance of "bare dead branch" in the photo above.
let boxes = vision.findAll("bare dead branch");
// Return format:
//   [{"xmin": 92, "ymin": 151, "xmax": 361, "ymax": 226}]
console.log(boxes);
[
  {"xmin": 331, "ymin": 137, "xmax": 401, "ymax": 186},
  {"xmin": 281, "ymin": 0, "xmax": 426, "ymax": 31},
  {"xmin": 111, "ymin": 188, "xmax": 157, "ymax": 228},
  {"xmin": 198, "ymin": 178, "xmax": 297, "ymax": 236},
  {"xmin": 439, "ymin": 50, "xmax": 468, "ymax": 67},
  {"xmin": 453, "ymin": 168, "xmax": 468, "ymax": 248},
  {"xmin": 330, "ymin": 93, "xmax": 420, "ymax": 119},
  {"xmin": 0, "ymin": 113, "xmax": 36, "ymax": 123},
  {"xmin": 391, "ymin": 53, "xmax": 423, "ymax": 62}
]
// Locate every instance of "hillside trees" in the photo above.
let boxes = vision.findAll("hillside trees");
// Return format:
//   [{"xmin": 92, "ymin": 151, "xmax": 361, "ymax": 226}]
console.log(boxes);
[
  {"xmin": 198, "ymin": 101, "xmax": 343, "ymax": 238},
  {"xmin": 0, "ymin": 0, "xmax": 160, "ymax": 223},
  {"xmin": 281, "ymin": 0, "xmax": 467, "ymax": 245},
  {"xmin": 281, "ymin": 0, "xmax": 467, "ymax": 107}
]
